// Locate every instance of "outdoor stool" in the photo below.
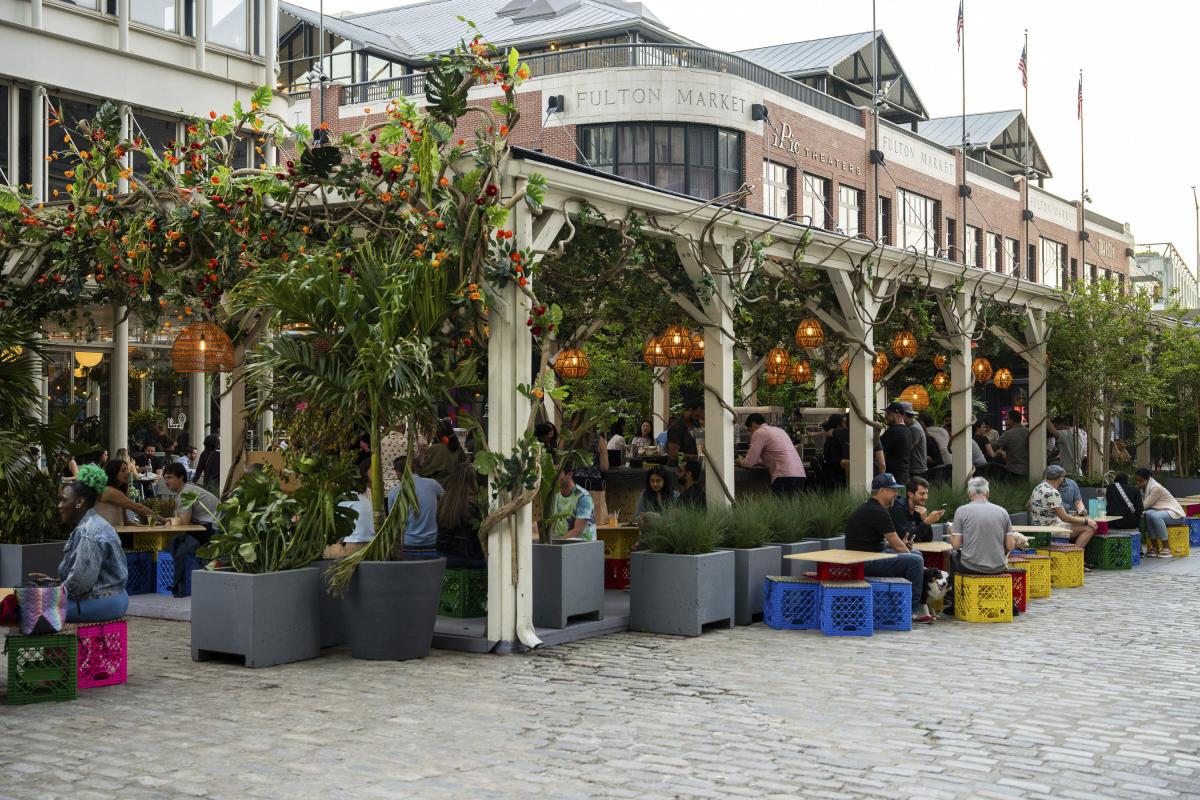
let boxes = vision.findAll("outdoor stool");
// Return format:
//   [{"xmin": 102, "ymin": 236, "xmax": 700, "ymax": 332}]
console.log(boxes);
[
  {"xmin": 156, "ymin": 550, "xmax": 201, "ymax": 596},
  {"xmin": 125, "ymin": 550, "xmax": 156, "ymax": 595},
  {"xmin": 597, "ymin": 528, "xmax": 639, "ymax": 560},
  {"xmin": 763, "ymin": 576, "xmax": 820, "ymax": 630},
  {"xmin": 604, "ymin": 558, "xmax": 631, "ymax": 590},
  {"xmin": 75, "ymin": 619, "xmax": 128, "ymax": 689},
  {"xmin": 1001, "ymin": 568, "xmax": 1027, "ymax": 613},
  {"xmin": 5, "ymin": 632, "xmax": 77, "ymax": 705},
  {"xmin": 1048, "ymin": 544, "xmax": 1085, "ymax": 588},
  {"xmin": 1167, "ymin": 526, "xmax": 1191, "ymax": 558},
  {"xmin": 1111, "ymin": 528, "xmax": 1142, "ymax": 566},
  {"xmin": 953, "ymin": 574, "xmax": 1013, "ymax": 623},
  {"xmin": 1187, "ymin": 517, "xmax": 1200, "ymax": 548},
  {"xmin": 1085, "ymin": 533, "xmax": 1133, "ymax": 571},
  {"xmin": 818, "ymin": 581, "xmax": 873, "ymax": 636},
  {"xmin": 1014, "ymin": 554, "xmax": 1051, "ymax": 598},
  {"xmin": 918, "ymin": 549, "xmax": 948, "ymax": 571},
  {"xmin": 865, "ymin": 577, "xmax": 911, "ymax": 631},
  {"xmin": 438, "ymin": 568, "xmax": 487, "ymax": 617}
]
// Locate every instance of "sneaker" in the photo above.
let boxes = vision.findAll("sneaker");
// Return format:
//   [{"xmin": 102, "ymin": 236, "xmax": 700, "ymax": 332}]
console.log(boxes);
[{"xmin": 912, "ymin": 613, "xmax": 934, "ymax": 625}]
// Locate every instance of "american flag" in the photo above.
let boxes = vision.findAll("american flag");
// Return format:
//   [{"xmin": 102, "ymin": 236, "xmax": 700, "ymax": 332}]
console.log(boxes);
[
  {"xmin": 956, "ymin": 1, "xmax": 964, "ymax": 50},
  {"xmin": 1077, "ymin": 73, "xmax": 1083, "ymax": 120},
  {"xmin": 1018, "ymin": 44, "xmax": 1027, "ymax": 88}
]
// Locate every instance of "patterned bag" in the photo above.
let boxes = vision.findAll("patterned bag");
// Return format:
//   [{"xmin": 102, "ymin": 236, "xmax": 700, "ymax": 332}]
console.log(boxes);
[{"xmin": 16, "ymin": 580, "xmax": 67, "ymax": 635}]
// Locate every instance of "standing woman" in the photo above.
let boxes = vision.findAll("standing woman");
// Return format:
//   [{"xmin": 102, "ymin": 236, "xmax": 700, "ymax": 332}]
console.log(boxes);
[
  {"xmin": 436, "ymin": 462, "xmax": 485, "ymax": 568},
  {"xmin": 53, "ymin": 464, "xmax": 130, "ymax": 622},
  {"xmin": 94, "ymin": 460, "xmax": 155, "ymax": 527},
  {"xmin": 194, "ymin": 434, "xmax": 221, "ymax": 493}
]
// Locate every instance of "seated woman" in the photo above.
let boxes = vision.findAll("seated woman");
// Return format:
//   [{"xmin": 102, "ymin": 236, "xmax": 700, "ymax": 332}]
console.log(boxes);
[
  {"xmin": 436, "ymin": 463, "xmax": 485, "ymax": 568},
  {"xmin": 631, "ymin": 421, "xmax": 655, "ymax": 452},
  {"xmin": 54, "ymin": 464, "xmax": 130, "ymax": 622},
  {"xmin": 326, "ymin": 458, "xmax": 375, "ymax": 558},
  {"xmin": 94, "ymin": 459, "xmax": 155, "ymax": 527},
  {"xmin": 635, "ymin": 465, "xmax": 677, "ymax": 521},
  {"xmin": 1105, "ymin": 471, "xmax": 1143, "ymax": 537},
  {"xmin": 606, "ymin": 419, "xmax": 627, "ymax": 452},
  {"xmin": 1135, "ymin": 467, "xmax": 1185, "ymax": 558}
]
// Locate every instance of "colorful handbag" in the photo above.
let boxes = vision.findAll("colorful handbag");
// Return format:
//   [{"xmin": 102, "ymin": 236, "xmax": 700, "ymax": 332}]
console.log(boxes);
[{"xmin": 16, "ymin": 580, "xmax": 68, "ymax": 635}]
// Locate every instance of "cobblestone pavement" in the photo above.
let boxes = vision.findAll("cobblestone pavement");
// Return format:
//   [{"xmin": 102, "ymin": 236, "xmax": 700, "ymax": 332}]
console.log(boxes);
[{"xmin": 3, "ymin": 565, "xmax": 1200, "ymax": 800}]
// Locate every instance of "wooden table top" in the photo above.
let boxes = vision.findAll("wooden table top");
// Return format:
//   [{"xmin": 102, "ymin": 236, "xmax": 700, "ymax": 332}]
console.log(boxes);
[
  {"xmin": 115, "ymin": 524, "xmax": 208, "ymax": 535},
  {"xmin": 784, "ymin": 549, "xmax": 896, "ymax": 564},
  {"xmin": 1011, "ymin": 525, "xmax": 1072, "ymax": 534},
  {"xmin": 1088, "ymin": 515, "xmax": 1123, "ymax": 522},
  {"xmin": 596, "ymin": 525, "xmax": 639, "ymax": 533},
  {"xmin": 912, "ymin": 542, "xmax": 952, "ymax": 553}
]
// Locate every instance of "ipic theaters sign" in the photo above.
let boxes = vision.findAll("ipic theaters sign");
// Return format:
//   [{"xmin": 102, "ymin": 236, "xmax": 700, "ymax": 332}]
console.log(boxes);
[
  {"xmin": 770, "ymin": 122, "xmax": 861, "ymax": 175},
  {"xmin": 549, "ymin": 71, "xmax": 758, "ymax": 133}
]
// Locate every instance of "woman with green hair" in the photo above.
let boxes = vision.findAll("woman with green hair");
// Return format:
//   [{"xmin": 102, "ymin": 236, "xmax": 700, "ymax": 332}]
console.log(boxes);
[{"xmin": 32, "ymin": 464, "xmax": 130, "ymax": 622}]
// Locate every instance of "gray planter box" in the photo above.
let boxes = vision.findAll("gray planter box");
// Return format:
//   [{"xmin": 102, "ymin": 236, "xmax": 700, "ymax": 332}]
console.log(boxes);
[
  {"xmin": 311, "ymin": 559, "xmax": 347, "ymax": 648},
  {"xmin": 532, "ymin": 540, "xmax": 604, "ymax": 629},
  {"xmin": 1165, "ymin": 478, "xmax": 1200, "ymax": 497},
  {"xmin": 629, "ymin": 550, "xmax": 734, "ymax": 637},
  {"xmin": 1009, "ymin": 511, "xmax": 1030, "ymax": 526},
  {"xmin": 191, "ymin": 568, "xmax": 321, "ymax": 668},
  {"xmin": 822, "ymin": 535, "xmax": 846, "ymax": 550},
  {"xmin": 344, "ymin": 558, "xmax": 446, "ymax": 660},
  {"xmin": 0, "ymin": 541, "xmax": 67, "ymax": 588},
  {"xmin": 717, "ymin": 545, "xmax": 781, "ymax": 625},
  {"xmin": 778, "ymin": 540, "xmax": 823, "ymax": 577}
]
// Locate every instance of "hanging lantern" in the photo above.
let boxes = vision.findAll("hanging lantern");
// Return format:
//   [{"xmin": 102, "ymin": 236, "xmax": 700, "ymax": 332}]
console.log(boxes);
[
  {"xmin": 661, "ymin": 323, "xmax": 693, "ymax": 364},
  {"xmin": 993, "ymin": 368, "xmax": 1013, "ymax": 389},
  {"xmin": 841, "ymin": 358, "xmax": 850, "ymax": 377},
  {"xmin": 933, "ymin": 372, "xmax": 950, "ymax": 391},
  {"xmin": 74, "ymin": 351, "xmax": 103, "ymax": 368},
  {"xmin": 933, "ymin": 353, "xmax": 947, "ymax": 371},
  {"xmin": 312, "ymin": 336, "xmax": 333, "ymax": 356},
  {"xmin": 765, "ymin": 347, "xmax": 791, "ymax": 375},
  {"xmin": 795, "ymin": 318, "xmax": 824, "ymax": 349},
  {"xmin": 764, "ymin": 370, "xmax": 788, "ymax": 386},
  {"xmin": 872, "ymin": 352, "xmax": 889, "ymax": 381},
  {"xmin": 790, "ymin": 359, "xmax": 812, "ymax": 384},
  {"xmin": 554, "ymin": 348, "xmax": 590, "ymax": 379},
  {"xmin": 171, "ymin": 321, "xmax": 235, "ymax": 373},
  {"xmin": 891, "ymin": 331, "xmax": 918, "ymax": 359},
  {"xmin": 971, "ymin": 357, "xmax": 993, "ymax": 383},
  {"xmin": 642, "ymin": 337, "xmax": 670, "ymax": 368},
  {"xmin": 690, "ymin": 331, "xmax": 704, "ymax": 362},
  {"xmin": 899, "ymin": 384, "xmax": 930, "ymax": 411}
]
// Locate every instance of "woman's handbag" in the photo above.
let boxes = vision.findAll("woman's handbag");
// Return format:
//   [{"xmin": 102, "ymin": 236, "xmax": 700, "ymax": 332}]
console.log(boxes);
[{"xmin": 16, "ymin": 578, "xmax": 67, "ymax": 635}]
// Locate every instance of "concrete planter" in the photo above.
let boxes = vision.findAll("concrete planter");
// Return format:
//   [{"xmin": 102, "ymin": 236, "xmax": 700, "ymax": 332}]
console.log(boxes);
[
  {"xmin": 777, "ymin": 540, "xmax": 823, "ymax": 577},
  {"xmin": 1009, "ymin": 511, "xmax": 1030, "ymax": 526},
  {"xmin": 629, "ymin": 550, "xmax": 734, "ymax": 637},
  {"xmin": 191, "ymin": 568, "xmax": 321, "ymax": 668},
  {"xmin": 532, "ymin": 540, "xmax": 604, "ymax": 629},
  {"xmin": 1165, "ymin": 478, "xmax": 1200, "ymax": 497},
  {"xmin": 344, "ymin": 558, "xmax": 446, "ymax": 661},
  {"xmin": 821, "ymin": 535, "xmax": 846, "ymax": 550},
  {"xmin": 0, "ymin": 541, "xmax": 67, "ymax": 588},
  {"xmin": 930, "ymin": 523, "xmax": 947, "ymax": 542},
  {"xmin": 716, "ymin": 545, "xmax": 781, "ymax": 625},
  {"xmin": 311, "ymin": 559, "xmax": 347, "ymax": 648}
]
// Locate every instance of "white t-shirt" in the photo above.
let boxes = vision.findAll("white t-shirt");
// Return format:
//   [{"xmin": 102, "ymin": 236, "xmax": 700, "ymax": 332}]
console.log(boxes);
[
  {"xmin": 607, "ymin": 434, "xmax": 626, "ymax": 451},
  {"xmin": 341, "ymin": 493, "xmax": 377, "ymax": 543}
]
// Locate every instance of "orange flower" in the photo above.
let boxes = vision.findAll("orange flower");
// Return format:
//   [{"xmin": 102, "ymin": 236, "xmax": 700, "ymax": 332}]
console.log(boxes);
[
  {"xmin": 439, "ymin": 176, "xmax": 449, "ymax": 185},
  {"xmin": 381, "ymin": 192, "xmax": 392, "ymax": 202}
]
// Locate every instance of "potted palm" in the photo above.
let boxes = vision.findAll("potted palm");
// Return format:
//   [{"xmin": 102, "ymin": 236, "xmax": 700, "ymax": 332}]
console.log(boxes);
[
  {"xmin": 189, "ymin": 456, "xmax": 357, "ymax": 668},
  {"xmin": 629, "ymin": 506, "xmax": 734, "ymax": 636},
  {"xmin": 713, "ymin": 501, "xmax": 779, "ymax": 625}
]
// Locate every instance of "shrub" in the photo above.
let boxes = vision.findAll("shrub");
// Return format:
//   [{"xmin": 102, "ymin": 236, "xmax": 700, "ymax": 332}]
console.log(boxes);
[
  {"xmin": 639, "ymin": 506, "xmax": 722, "ymax": 555},
  {"xmin": 716, "ymin": 502, "xmax": 772, "ymax": 549}
]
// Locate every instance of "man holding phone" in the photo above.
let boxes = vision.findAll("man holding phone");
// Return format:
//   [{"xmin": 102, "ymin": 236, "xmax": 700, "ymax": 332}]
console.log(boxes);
[{"xmin": 889, "ymin": 476, "xmax": 945, "ymax": 544}]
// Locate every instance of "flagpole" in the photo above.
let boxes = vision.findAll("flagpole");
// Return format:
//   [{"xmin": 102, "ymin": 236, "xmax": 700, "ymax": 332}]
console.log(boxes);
[
  {"xmin": 1023, "ymin": 30, "xmax": 1029, "ymax": 278},
  {"xmin": 1080, "ymin": 69, "xmax": 1085, "ymax": 239},
  {"xmin": 960, "ymin": 0, "xmax": 967, "ymax": 263}
]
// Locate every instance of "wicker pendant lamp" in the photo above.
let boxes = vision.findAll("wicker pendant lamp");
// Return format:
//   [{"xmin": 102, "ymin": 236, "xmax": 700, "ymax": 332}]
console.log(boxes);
[
  {"xmin": 643, "ymin": 337, "xmax": 670, "ymax": 368},
  {"xmin": 661, "ymin": 323, "xmax": 693, "ymax": 364},
  {"xmin": 690, "ymin": 332, "xmax": 704, "ymax": 362},
  {"xmin": 765, "ymin": 347, "xmax": 791, "ymax": 375},
  {"xmin": 892, "ymin": 331, "xmax": 918, "ymax": 359},
  {"xmin": 933, "ymin": 353, "xmax": 947, "ymax": 371},
  {"xmin": 993, "ymin": 368, "xmax": 1013, "ymax": 389},
  {"xmin": 872, "ymin": 352, "xmax": 889, "ymax": 381},
  {"xmin": 554, "ymin": 348, "xmax": 590, "ymax": 379},
  {"xmin": 790, "ymin": 359, "xmax": 812, "ymax": 384},
  {"xmin": 899, "ymin": 384, "xmax": 929, "ymax": 411},
  {"xmin": 764, "ymin": 370, "xmax": 788, "ymax": 386},
  {"xmin": 171, "ymin": 321, "xmax": 234, "ymax": 373},
  {"xmin": 933, "ymin": 372, "xmax": 950, "ymax": 391},
  {"xmin": 795, "ymin": 318, "xmax": 824, "ymax": 349},
  {"xmin": 971, "ymin": 357, "xmax": 993, "ymax": 383}
]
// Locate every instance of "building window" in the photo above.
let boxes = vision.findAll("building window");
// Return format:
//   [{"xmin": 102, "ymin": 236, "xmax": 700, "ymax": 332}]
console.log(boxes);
[
  {"xmin": 898, "ymin": 189, "xmax": 939, "ymax": 255},
  {"xmin": 1039, "ymin": 237, "xmax": 1065, "ymax": 290},
  {"xmin": 1089, "ymin": 262, "xmax": 1098, "ymax": 283},
  {"xmin": 802, "ymin": 174, "xmax": 828, "ymax": 229},
  {"xmin": 1007, "ymin": 238, "xmax": 1021, "ymax": 276},
  {"xmin": 877, "ymin": 195, "xmax": 892, "ymax": 245},
  {"xmin": 1068, "ymin": 257, "xmax": 1078, "ymax": 286},
  {"xmin": 209, "ymin": 0, "xmax": 247, "ymax": 50},
  {"xmin": 578, "ymin": 123, "xmax": 743, "ymax": 202},
  {"xmin": 945, "ymin": 216, "xmax": 956, "ymax": 261},
  {"xmin": 132, "ymin": 0, "xmax": 178, "ymax": 32},
  {"xmin": 989, "ymin": 234, "xmax": 1003, "ymax": 273},
  {"xmin": 130, "ymin": 113, "xmax": 179, "ymax": 177},
  {"xmin": 965, "ymin": 225, "xmax": 980, "ymax": 268},
  {"xmin": 47, "ymin": 95, "xmax": 99, "ymax": 195},
  {"xmin": 1027, "ymin": 243, "xmax": 1037, "ymax": 282},
  {"xmin": 762, "ymin": 161, "xmax": 791, "ymax": 218},
  {"xmin": 838, "ymin": 186, "xmax": 861, "ymax": 237}
]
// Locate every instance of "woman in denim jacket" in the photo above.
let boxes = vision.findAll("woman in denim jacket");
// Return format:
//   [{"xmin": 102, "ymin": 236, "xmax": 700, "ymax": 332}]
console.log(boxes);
[{"xmin": 52, "ymin": 464, "xmax": 130, "ymax": 622}]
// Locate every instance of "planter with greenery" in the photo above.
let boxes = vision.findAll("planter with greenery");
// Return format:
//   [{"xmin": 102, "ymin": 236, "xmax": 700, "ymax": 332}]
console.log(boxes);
[
  {"xmin": 629, "ymin": 507, "xmax": 734, "ymax": 637},
  {"xmin": 190, "ymin": 458, "xmax": 356, "ymax": 668},
  {"xmin": 712, "ymin": 502, "xmax": 779, "ymax": 625},
  {"xmin": 0, "ymin": 468, "xmax": 73, "ymax": 587}
]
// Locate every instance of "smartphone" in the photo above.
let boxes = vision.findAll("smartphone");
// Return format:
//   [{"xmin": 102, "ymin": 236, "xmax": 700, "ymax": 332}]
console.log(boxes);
[{"xmin": 939, "ymin": 503, "xmax": 948, "ymax": 509}]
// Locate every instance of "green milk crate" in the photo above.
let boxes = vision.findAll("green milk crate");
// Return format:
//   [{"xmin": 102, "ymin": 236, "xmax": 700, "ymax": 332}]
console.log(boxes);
[
  {"xmin": 438, "ymin": 568, "xmax": 487, "ymax": 618},
  {"xmin": 1085, "ymin": 533, "xmax": 1133, "ymax": 571},
  {"xmin": 6, "ymin": 633, "xmax": 78, "ymax": 705}
]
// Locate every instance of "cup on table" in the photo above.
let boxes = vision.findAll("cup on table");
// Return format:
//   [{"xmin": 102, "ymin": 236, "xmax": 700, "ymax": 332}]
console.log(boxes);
[{"xmin": 609, "ymin": 510, "xmax": 620, "ymax": 526}]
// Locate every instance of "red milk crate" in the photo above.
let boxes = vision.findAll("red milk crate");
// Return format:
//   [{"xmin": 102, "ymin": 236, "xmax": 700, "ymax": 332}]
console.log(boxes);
[{"xmin": 604, "ymin": 558, "xmax": 630, "ymax": 589}]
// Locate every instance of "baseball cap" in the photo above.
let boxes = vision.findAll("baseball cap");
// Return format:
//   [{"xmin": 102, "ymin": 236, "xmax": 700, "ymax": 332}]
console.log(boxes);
[
  {"xmin": 884, "ymin": 401, "xmax": 905, "ymax": 414},
  {"xmin": 871, "ymin": 473, "xmax": 905, "ymax": 491},
  {"xmin": 899, "ymin": 401, "xmax": 915, "ymax": 416}
]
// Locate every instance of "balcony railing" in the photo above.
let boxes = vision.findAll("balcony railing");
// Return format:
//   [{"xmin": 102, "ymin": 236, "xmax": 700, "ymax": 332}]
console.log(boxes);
[
  {"xmin": 965, "ymin": 157, "xmax": 1015, "ymax": 190},
  {"xmin": 1085, "ymin": 208, "xmax": 1125, "ymax": 235},
  {"xmin": 338, "ymin": 43, "xmax": 864, "ymax": 125}
]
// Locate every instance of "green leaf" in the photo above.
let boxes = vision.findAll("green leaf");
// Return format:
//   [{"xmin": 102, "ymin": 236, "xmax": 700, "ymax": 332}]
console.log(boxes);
[
  {"xmin": 507, "ymin": 47, "xmax": 519, "ymax": 78},
  {"xmin": 251, "ymin": 85, "xmax": 273, "ymax": 110},
  {"xmin": 474, "ymin": 450, "xmax": 499, "ymax": 475},
  {"xmin": 238, "ymin": 542, "xmax": 257, "ymax": 563},
  {"xmin": 0, "ymin": 186, "xmax": 19, "ymax": 214}
]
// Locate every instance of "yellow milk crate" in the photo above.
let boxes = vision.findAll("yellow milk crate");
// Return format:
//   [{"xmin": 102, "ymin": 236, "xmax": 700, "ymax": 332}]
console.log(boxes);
[
  {"xmin": 1048, "ymin": 546, "xmax": 1084, "ymax": 588},
  {"xmin": 1167, "ymin": 526, "xmax": 1191, "ymax": 558},
  {"xmin": 953, "ymin": 574, "xmax": 1013, "ymax": 623},
  {"xmin": 597, "ymin": 527, "xmax": 640, "ymax": 560},
  {"xmin": 1015, "ymin": 554, "xmax": 1051, "ymax": 598}
]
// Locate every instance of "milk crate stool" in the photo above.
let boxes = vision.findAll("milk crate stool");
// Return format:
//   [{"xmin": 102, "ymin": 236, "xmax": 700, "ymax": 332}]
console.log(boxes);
[
  {"xmin": 953, "ymin": 574, "xmax": 1013, "ymax": 623},
  {"xmin": 1167, "ymin": 526, "xmax": 1191, "ymax": 558},
  {"xmin": 5, "ymin": 633, "xmax": 78, "ymax": 705},
  {"xmin": 818, "ymin": 581, "xmax": 873, "ymax": 636},
  {"xmin": 156, "ymin": 550, "xmax": 202, "ymax": 596},
  {"xmin": 76, "ymin": 619, "xmax": 128, "ymax": 689},
  {"xmin": 866, "ymin": 577, "xmax": 912, "ymax": 632},
  {"xmin": 439, "ymin": 568, "xmax": 487, "ymax": 617},
  {"xmin": 1112, "ymin": 529, "xmax": 1142, "ymax": 566},
  {"xmin": 604, "ymin": 558, "xmax": 631, "ymax": 590},
  {"xmin": 1085, "ymin": 533, "xmax": 1133, "ymax": 571},
  {"xmin": 598, "ymin": 528, "xmax": 639, "ymax": 561},
  {"xmin": 125, "ymin": 550, "xmax": 156, "ymax": 595},
  {"xmin": 1017, "ymin": 554, "xmax": 1052, "ymax": 598},
  {"xmin": 1048, "ymin": 544, "xmax": 1085, "ymax": 588},
  {"xmin": 763, "ymin": 576, "xmax": 820, "ymax": 630},
  {"xmin": 1025, "ymin": 528, "xmax": 1052, "ymax": 549},
  {"xmin": 1187, "ymin": 517, "xmax": 1200, "ymax": 548},
  {"xmin": 1001, "ymin": 567, "xmax": 1028, "ymax": 613}
]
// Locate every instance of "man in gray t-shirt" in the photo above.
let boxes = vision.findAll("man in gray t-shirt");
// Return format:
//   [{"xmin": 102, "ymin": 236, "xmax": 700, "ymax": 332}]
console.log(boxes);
[
  {"xmin": 993, "ymin": 410, "xmax": 1030, "ymax": 479},
  {"xmin": 951, "ymin": 476, "xmax": 1015, "ymax": 574}
]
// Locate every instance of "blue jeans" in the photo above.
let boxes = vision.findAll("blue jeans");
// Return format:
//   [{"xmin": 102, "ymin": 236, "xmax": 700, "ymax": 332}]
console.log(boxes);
[
  {"xmin": 863, "ymin": 553, "xmax": 925, "ymax": 612},
  {"xmin": 66, "ymin": 591, "xmax": 129, "ymax": 623},
  {"xmin": 1144, "ymin": 509, "xmax": 1183, "ymax": 543}
]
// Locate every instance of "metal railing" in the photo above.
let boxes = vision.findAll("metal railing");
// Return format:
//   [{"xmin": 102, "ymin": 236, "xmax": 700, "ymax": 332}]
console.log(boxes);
[
  {"xmin": 1084, "ymin": 208, "xmax": 1125, "ymax": 235},
  {"xmin": 965, "ymin": 157, "xmax": 1015, "ymax": 190},
  {"xmin": 337, "ymin": 43, "xmax": 864, "ymax": 125}
]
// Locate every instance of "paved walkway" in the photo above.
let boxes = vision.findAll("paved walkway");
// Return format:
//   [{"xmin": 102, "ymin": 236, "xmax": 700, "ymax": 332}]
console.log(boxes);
[{"xmin": 3, "ymin": 560, "xmax": 1200, "ymax": 800}]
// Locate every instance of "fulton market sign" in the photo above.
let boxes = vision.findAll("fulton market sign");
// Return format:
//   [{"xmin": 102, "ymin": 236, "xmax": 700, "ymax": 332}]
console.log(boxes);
[
  {"xmin": 550, "ymin": 72, "xmax": 759, "ymax": 133},
  {"xmin": 574, "ymin": 87, "xmax": 749, "ymax": 116}
]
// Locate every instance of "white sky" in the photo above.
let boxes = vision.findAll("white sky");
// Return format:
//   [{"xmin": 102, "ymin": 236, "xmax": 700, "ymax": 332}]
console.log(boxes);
[{"xmin": 292, "ymin": 0, "xmax": 1200, "ymax": 270}]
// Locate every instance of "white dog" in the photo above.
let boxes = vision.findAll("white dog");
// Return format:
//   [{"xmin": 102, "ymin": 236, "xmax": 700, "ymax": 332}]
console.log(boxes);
[{"xmin": 1011, "ymin": 531, "xmax": 1030, "ymax": 550}]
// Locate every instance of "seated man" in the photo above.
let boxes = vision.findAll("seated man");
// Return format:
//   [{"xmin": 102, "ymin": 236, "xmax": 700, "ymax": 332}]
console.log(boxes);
[
  {"xmin": 676, "ymin": 460, "xmax": 706, "ymax": 509},
  {"xmin": 845, "ymin": 473, "xmax": 932, "ymax": 625},
  {"xmin": 133, "ymin": 442, "xmax": 164, "ymax": 495},
  {"xmin": 889, "ymin": 476, "xmax": 946, "ymax": 544},
  {"xmin": 1057, "ymin": 474, "xmax": 1087, "ymax": 516},
  {"xmin": 1029, "ymin": 465, "xmax": 1097, "ymax": 553},
  {"xmin": 400, "ymin": 456, "xmax": 445, "ymax": 557},
  {"xmin": 163, "ymin": 463, "xmax": 220, "ymax": 597},
  {"xmin": 1135, "ymin": 467, "xmax": 1186, "ymax": 558},
  {"xmin": 950, "ymin": 477, "xmax": 1015, "ymax": 575},
  {"xmin": 552, "ymin": 459, "xmax": 596, "ymax": 540}
]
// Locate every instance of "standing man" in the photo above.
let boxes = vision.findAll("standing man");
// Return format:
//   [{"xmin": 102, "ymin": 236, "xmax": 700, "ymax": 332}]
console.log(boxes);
[
  {"xmin": 994, "ymin": 409, "xmax": 1031, "ymax": 480},
  {"xmin": 845, "ymin": 473, "xmax": 932, "ymax": 624},
  {"xmin": 890, "ymin": 476, "xmax": 946, "ymax": 544},
  {"xmin": 164, "ymin": 463, "xmax": 219, "ymax": 597},
  {"xmin": 1048, "ymin": 418, "xmax": 1083, "ymax": 476},
  {"xmin": 738, "ymin": 412, "xmax": 806, "ymax": 495},
  {"xmin": 902, "ymin": 402, "xmax": 928, "ymax": 480},
  {"xmin": 1028, "ymin": 465, "xmax": 1097, "ymax": 552},
  {"xmin": 922, "ymin": 412, "xmax": 950, "ymax": 469},
  {"xmin": 880, "ymin": 402, "xmax": 911, "ymax": 485},
  {"xmin": 667, "ymin": 400, "xmax": 704, "ymax": 463}
]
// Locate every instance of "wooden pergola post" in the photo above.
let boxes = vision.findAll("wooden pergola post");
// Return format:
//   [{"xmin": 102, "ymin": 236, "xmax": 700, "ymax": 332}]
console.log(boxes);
[{"xmin": 939, "ymin": 294, "xmax": 980, "ymax": 489}]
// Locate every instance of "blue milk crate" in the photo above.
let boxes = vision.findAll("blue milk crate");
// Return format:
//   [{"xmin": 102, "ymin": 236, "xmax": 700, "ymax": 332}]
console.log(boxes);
[
  {"xmin": 866, "ymin": 577, "xmax": 912, "ymax": 631},
  {"xmin": 763, "ymin": 576, "xmax": 820, "ymax": 630},
  {"xmin": 125, "ymin": 550, "xmax": 156, "ymax": 595},
  {"xmin": 155, "ymin": 551, "xmax": 202, "ymax": 596},
  {"xmin": 1188, "ymin": 518, "xmax": 1200, "ymax": 547},
  {"xmin": 819, "ymin": 581, "xmax": 873, "ymax": 637}
]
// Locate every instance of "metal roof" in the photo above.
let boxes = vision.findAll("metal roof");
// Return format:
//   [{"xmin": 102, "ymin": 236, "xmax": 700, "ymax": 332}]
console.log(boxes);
[
  {"xmin": 279, "ymin": 2, "xmax": 416, "ymax": 58},
  {"xmin": 919, "ymin": 110, "xmax": 1052, "ymax": 178},
  {"xmin": 733, "ymin": 32, "xmax": 875, "ymax": 77}
]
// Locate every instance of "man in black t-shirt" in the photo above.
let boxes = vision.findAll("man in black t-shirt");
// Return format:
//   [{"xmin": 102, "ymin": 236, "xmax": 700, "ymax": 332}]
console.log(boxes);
[
  {"xmin": 667, "ymin": 399, "xmax": 704, "ymax": 463},
  {"xmin": 845, "ymin": 472, "xmax": 932, "ymax": 624},
  {"xmin": 879, "ymin": 402, "xmax": 911, "ymax": 485}
]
